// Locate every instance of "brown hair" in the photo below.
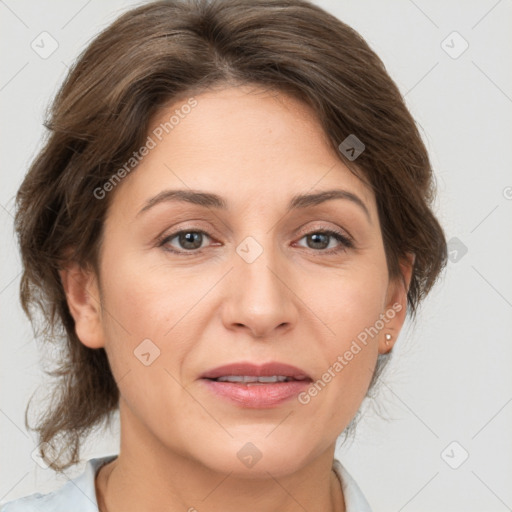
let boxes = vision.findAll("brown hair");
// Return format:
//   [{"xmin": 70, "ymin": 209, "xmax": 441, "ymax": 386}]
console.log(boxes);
[{"xmin": 15, "ymin": 0, "xmax": 447, "ymax": 471}]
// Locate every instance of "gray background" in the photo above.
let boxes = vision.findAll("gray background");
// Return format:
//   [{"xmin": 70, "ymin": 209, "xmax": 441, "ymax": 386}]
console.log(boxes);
[{"xmin": 1, "ymin": 1, "xmax": 511, "ymax": 511}]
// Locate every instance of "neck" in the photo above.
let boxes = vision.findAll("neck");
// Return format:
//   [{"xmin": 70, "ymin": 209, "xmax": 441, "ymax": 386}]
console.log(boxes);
[{"xmin": 96, "ymin": 399, "xmax": 346, "ymax": 512}]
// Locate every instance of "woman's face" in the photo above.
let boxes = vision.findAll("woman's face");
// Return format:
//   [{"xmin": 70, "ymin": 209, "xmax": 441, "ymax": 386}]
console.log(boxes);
[{"xmin": 68, "ymin": 85, "xmax": 410, "ymax": 476}]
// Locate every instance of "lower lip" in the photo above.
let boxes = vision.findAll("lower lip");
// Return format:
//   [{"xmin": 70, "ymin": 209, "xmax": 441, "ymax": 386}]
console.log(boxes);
[{"xmin": 200, "ymin": 379, "xmax": 311, "ymax": 408}]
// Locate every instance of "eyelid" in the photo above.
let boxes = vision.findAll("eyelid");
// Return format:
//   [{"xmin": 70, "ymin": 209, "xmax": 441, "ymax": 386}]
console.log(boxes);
[
  {"xmin": 293, "ymin": 228, "xmax": 354, "ymax": 254},
  {"xmin": 294, "ymin": 222, "xmax": 353, "ymax": 243},
  {"xmin": 155, "ymin": 220, "xmax": 218, "ymax": 242},
  {"xmin": 156, "ymin": 227, "xmax": 214, "ymax": 252},
  {"xmin": 157, "ymin": 223, "xmax": 355, "ymax": 255}
]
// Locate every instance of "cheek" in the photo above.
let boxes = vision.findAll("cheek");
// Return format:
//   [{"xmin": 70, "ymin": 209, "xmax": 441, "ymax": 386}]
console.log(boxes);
[
  {"xmin": 300, "ymin": 261, "xmax": 387, "ymax": 418},
  {"xmin": 97, "ymin": 254, "xmax": 192, "ymax": 431},
  {"xmin": 96, "ymin": 246, "xmax": 175, "ymax": 376},
  {"xmin": 307, "ymin": 256, "xmax": 388, "ymax": 343},
  {"xmin": 98, "ymin": 244, "xmax": 216, "ymax": 398},
  {"xmin": 100, "ymin": 247, "xmax": 198, "ymax": 339}
]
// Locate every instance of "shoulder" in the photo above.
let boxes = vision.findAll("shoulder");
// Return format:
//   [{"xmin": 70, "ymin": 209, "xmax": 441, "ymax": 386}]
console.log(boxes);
[
  {"xmin": 0, "ymin": 455, "xmax": 118, "ymax": 512},
  {"xmin": 332, "ymin": 458, "xmax": 373, "ymax": 512}
]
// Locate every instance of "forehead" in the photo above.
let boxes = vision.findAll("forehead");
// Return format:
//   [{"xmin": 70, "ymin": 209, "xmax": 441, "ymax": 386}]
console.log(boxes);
[{"xmin": 110, "ymin": 85, "xmax": 375, "ymax": 217}]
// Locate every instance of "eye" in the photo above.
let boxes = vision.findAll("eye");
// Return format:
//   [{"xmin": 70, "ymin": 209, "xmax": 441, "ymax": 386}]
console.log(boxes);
[
  {"xmin": 158, "ymin": 230, "xmax": 213, "ymax": 253},
  {"xmin": 157, "ymin": 228, "xmax": 353, "ymax": 255},
  {"xmin": 295, "ymin": 229, "xmax": 353, "ymax": 254}
]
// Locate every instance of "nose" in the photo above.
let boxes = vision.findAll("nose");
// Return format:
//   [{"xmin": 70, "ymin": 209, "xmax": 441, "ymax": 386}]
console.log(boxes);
[{"xmin": 220, "ymin": 240, "xmax": 298, "ymax": 339}]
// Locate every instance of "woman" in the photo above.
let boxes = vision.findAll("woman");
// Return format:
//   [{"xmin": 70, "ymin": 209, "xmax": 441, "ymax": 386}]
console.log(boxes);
[{"xmin": 2, "ymin": 0, "xmax": 447, "ymax": 510}]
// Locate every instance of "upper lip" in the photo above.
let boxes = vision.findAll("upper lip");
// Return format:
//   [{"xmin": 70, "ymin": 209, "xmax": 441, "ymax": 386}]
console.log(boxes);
[{"xmin": 200, "ymin": 362, "xmax": 312, "ymax": 380}]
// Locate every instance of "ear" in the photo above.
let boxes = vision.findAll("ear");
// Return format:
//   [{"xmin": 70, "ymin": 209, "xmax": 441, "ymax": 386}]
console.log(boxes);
[
  {"xmin": 378, "ymin": 252, "xmax": 415, "ymax": 354},
  {"xmin": 59, "ymin": 262, "xmax": 105, "ymax": 349}
]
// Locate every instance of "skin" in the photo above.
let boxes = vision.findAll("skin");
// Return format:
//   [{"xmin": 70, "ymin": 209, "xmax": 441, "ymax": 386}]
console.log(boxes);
[{"xmin": 60, "ymin": 84, "xmax": 413, "ymax": 512}]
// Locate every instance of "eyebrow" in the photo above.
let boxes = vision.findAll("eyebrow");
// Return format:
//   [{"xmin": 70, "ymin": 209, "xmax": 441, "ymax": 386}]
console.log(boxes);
[{"xmin": 137, "ymin": 188, "xmax": 371, "ymax": 222}]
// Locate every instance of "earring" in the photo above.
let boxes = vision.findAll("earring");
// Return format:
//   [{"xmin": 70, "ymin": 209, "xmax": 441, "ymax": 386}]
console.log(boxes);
[{"xmin": 385, "ymin": 333, "xmax": 392, "ymax": 347}]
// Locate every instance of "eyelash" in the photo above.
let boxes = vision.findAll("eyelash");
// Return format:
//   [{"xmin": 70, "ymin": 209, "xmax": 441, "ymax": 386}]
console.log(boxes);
[{"xmin": 156, "ymin": 228, "xmax": 354, "ymax": 256}]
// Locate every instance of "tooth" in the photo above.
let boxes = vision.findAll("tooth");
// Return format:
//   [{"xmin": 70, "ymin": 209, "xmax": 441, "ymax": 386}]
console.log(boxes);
[
  {"xmin": 215, "ymin": 375, "xmax": 292, "ymax": 383},
  {"xmin": 216, "ymin": 376, "xmax": 244, "ymax": 382},
  {"xmin": 242, "ymin": 376, "xmax": 259, "ymax": 383},
  {"xmin": 256, "ymin": 376, "xmax": 273, "ymax": 383}
]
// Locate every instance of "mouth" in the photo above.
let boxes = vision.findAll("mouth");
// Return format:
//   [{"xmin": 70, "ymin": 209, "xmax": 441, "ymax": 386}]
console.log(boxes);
[
  {"xmin": 200, "ymin": 361, "xmax": 312, "ymax": 380},
  {"xmin": 208, "ymin": 375, "xmax": 309, "ymax": 383},
  {"xmin": 199, "ymin": 362, "xmax": 313, "ymax": 408}
]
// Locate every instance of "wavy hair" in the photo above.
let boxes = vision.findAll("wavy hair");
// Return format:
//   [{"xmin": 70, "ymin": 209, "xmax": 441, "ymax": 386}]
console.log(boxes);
[{"xmin": 14, "ymin": 0, "xmax": 447, "ymax": 471}]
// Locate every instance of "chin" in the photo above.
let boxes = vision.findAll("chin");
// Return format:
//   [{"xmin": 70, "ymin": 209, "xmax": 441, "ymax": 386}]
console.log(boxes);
[{"xmin": 188, "ymin": 435, "xmax": 320, "ymax": 479}]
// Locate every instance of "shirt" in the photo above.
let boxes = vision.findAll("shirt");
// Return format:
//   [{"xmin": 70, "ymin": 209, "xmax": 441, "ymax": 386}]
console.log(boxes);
[{"xmin": 0, "ymin": 455, "xmax": 372, "ymax": 511}]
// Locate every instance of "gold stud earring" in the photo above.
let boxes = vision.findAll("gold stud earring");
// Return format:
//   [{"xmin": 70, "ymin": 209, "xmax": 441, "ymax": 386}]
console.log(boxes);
[{"xmin": 385, "ymin": 333, "xmax": 392, "ymax": 347}]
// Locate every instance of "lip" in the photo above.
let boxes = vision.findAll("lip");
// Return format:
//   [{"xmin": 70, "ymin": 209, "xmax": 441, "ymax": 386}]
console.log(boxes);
[
  {"xmin": 199, "ymin": 362, "xmax": 312, "ymax": 409},
  {"xmin": 199, "ymin": 362, "xmax": 311, "ymax": 380}
]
